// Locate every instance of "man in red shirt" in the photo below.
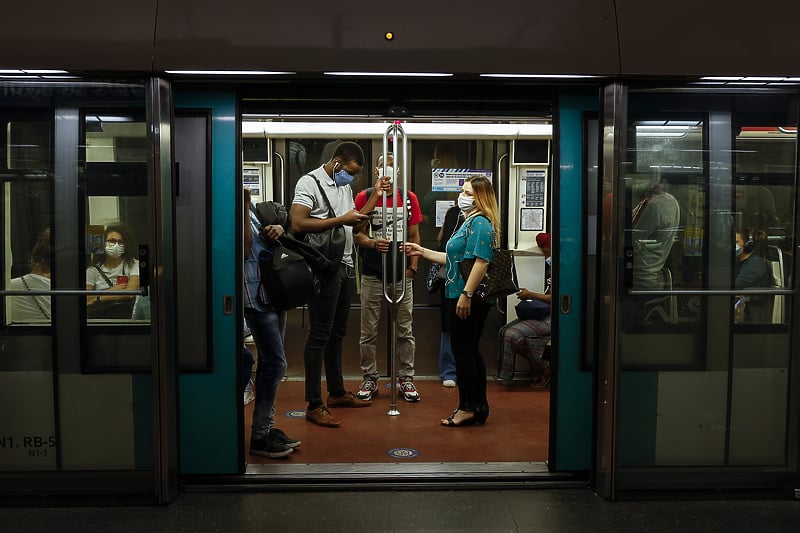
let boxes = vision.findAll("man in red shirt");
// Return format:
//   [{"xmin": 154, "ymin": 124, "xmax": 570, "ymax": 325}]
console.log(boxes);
[{"xmin": 353, "ymin": 153, "xmax": 423, "ymax": 402}]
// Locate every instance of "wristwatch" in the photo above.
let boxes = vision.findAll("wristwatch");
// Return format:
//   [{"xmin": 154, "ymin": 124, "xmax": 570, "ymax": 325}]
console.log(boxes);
[{"xmin": 462, "ymin": 290, "xmax": 474, "ymax": 298}]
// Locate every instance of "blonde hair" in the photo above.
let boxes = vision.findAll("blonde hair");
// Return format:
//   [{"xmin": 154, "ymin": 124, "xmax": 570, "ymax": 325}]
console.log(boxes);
[{"xmin": 466, "ymin": 175, "xmax": 501, "ymax": 245}]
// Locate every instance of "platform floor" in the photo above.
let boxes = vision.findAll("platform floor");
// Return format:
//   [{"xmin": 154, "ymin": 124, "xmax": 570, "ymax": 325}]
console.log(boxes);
[{"xmin": 3, "ymin": 488, "xmax": 800, "ymax": 532}]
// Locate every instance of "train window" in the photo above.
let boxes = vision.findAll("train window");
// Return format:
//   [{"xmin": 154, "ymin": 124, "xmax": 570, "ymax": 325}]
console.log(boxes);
[
  {"xmin": 82, "ymin": 111, "xmax": 151, "ymax": 325},
  {"xmin": 633, "ymin": 121, "xmax": 703, "ymax": 174},
  {"xmin": 622, "ymin": 116, "xmax": 708, "ymax": 364},
  {"xmin": 6, "ymin": 120, "xmax": 53, "ymax": 171},
  {"xmin": 2, "ymin": 113, "xmax": 53, "ymax": 327}
]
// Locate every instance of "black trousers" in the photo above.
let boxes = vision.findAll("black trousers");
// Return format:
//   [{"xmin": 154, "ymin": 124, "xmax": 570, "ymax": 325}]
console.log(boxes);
[{"xmin": 445, "ymin": 297, "xmax": 492, "ymax": 412}]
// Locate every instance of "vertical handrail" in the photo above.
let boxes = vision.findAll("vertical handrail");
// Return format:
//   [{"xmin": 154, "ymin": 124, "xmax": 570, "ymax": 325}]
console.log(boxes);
[
  {"xmin": 381, "ymin": 121, "xmax": 408, "ymax": 416},
  {"xmin": 273, "ymin": 151, "xmax": 285, "ymax": 204}
]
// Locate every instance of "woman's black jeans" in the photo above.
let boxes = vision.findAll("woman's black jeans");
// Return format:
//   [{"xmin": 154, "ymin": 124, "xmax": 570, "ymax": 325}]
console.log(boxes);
[{"xmin": 445, "ymin": 297, "xmax": 492, "ymax": 412}]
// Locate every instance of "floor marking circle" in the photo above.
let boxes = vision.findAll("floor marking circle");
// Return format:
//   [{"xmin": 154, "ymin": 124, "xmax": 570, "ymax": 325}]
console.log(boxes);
[{"xmin": 386, "ymin": 447, "xmax": 420, "ymax": 459}]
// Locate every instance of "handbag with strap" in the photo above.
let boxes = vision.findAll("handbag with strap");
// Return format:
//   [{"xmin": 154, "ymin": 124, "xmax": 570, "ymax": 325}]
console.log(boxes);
[
  {"xmin": 301, "ymin": 174, "xmax": 346, "ymax": 276},
  {"xmin": 457, "ymin": 216, "xmax": 518, "ymax": 302},
  {"xmin": 87, "ymin": 265, "xmax": 135, "ymax": 319},
  {"xmin": 515, "ymin": 299, "xmax": 551, "ymax": 320}
]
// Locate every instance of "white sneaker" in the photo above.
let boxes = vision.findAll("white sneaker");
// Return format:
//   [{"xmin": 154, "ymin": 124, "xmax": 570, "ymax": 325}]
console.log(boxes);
[
  {"xmin": 243, "ymin": 390, "xmax": 255, "ymax": 406},
  {"xmin": 356, "ymin": 379, "xmax": 378, "ymax": 401},
  {"xmin": 399, "ymin": 380, "xmax": 421, "ymax": 402},
  {"xmin": 442, "ymin": 380, "xmax": 456, "ymax": 388}
]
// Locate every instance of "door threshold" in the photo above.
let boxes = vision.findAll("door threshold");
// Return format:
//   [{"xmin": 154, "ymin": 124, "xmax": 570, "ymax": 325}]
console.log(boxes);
[{"xmin": 185, "ymin": 462, "xmax": 589, "ymax": 491}]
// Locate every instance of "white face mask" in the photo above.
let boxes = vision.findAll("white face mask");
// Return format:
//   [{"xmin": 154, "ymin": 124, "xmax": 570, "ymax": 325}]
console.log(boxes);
[
  {"xmin": 457, "ymin": 194, "xmax": 474, "ymax": 212},
  {"xmin": 105, "ymin": 243, "xmax": 125, "ymax": 258}
]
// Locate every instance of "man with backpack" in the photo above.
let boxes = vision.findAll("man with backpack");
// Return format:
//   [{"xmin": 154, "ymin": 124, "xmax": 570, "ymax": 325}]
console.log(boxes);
[
  {"xmin": 243, "ymin": 189, "xmax": 300, "ymax": 458},
  {"xmin": 353, "ymin": 153, "xmax": 423, "ymax": 402}
]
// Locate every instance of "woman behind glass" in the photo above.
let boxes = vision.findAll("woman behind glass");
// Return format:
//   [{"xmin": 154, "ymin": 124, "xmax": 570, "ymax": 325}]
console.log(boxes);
[
  {"xmin": 406, "ymin": 175, "xmax": 498, "ymax": 427},
  {"xmin": 86, "ymin": 223, "xmax": 140, "ymax": 313}
]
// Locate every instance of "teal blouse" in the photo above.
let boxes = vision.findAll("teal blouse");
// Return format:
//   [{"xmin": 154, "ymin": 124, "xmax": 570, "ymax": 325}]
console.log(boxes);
[{"xmin": 444, "ymin": 214, "xmax": 495, "ymax": 299}]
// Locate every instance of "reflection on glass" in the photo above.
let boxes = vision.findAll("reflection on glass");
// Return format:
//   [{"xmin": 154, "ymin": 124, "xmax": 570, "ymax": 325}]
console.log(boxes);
[
  {"xmin": 8, "ymin": 228, "xmax": 51, "ymax": 324},
  {"xmin": 733, "ymin": 228, "xmax": 773, "ymax": 324}
]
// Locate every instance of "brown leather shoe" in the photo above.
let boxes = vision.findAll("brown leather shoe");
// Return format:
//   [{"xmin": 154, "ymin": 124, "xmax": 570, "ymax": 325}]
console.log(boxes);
[
  {"xmin": 327, "ymin": 391, "xmax": 372, "ymax": 408},
  {"xmin": 305, "ymin": 405, "xmax": 341, "ymax": 427}
]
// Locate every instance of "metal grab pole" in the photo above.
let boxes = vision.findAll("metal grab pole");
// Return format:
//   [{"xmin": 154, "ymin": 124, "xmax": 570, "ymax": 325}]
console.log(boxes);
[{"xmin": 381, "ymin": 121, "xmax": 408, "ymax": 416}]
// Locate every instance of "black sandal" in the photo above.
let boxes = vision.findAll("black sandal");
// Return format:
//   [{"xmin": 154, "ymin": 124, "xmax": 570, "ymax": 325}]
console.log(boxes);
[{"xmin": 441, "ymin": 409, "xmax": 476, "ymax": 427}]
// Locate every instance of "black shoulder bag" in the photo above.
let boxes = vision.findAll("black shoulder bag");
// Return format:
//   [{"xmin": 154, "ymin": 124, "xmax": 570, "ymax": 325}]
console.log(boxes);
[
  {"xmin": 302, "ymin": 174, "xmax": 346, "ymax": 277},
  {"xmin": 87, "ymin": 265, "xmax": 136, "ymax": 319},
  {"xmin": 457, "ymin": 216, "xmax": 519, "ymax": 301}
]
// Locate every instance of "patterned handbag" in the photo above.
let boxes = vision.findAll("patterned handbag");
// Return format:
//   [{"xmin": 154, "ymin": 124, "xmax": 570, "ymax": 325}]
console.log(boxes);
[
  {"xmin": 458, "ymin": 248, "xmax": 518, "ymax": 302},
  {"xmin": 425, "ymin": 263, "xmax": 443, "ymax": 293}
]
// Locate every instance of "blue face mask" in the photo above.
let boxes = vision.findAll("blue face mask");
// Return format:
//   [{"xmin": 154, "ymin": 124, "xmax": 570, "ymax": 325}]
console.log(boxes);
[
  {"xmin": 334, "ymin": 169, "xmax": 354, "ymax": 187},
  {"xmin": 333, "ymin": 161, "xmax": 355, "ymax": 187},
  {"xmin": 545, "ymin": 256, "xmax": 552, "ymax": 266},
  {"xmin": 735, "ymin": 244, "xmax": 742, "ymax": 256}
]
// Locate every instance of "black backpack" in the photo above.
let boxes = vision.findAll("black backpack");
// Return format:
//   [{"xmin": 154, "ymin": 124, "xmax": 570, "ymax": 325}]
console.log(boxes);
[
  {"xmin": 253, "ymin": 201, "xmax": 330, "ymax": 310},
  {"xmin": 259, "ymin": 242, "xmax": 320, "ymax": 311}
]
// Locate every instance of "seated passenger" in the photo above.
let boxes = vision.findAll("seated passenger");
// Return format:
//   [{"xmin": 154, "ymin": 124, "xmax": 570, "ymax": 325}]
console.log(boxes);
[
  {"xmin": 9, "ymin": 228, "xmax": 51, "ymax": 323},
  {"xmin": 734, "ymin": 228, "xmax": 773, "ymax": 324},
  {"xmin": 496, "ymin": 232, "xmax": 552, "ymax": 387},
  {"xmin": 86, "ymin": 223, "xmax": 140, "ymax": 319}
]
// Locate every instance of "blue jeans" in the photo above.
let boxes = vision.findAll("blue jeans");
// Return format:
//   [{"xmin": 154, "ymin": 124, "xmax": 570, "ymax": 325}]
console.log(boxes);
[
  {"xmin": 241, "ymin": 344, "xmax": 255, "ymax": 393},
  {"xmin": 439, "ymin": 332, "xmax": 457, "ymax": 382},
  {"xmin": 438, "ymin": 285, "xmax": 456, "ymax": 382},
  {"xmin": 244, "ymin": 307, "xmax": 287, "ymax": 440},
  {"xmin": 304, "ymin": 263, "xmax": 356, "ymax": 407}
]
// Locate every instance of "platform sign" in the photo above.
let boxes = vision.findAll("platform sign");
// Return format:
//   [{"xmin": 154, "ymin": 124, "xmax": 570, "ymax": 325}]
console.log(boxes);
[
  {"xmin": 523, "ymin": 170, "xmax": 546, "ymax": 207},
  {"xmin": 431, "ymin": 168, "xmax": 492, "ymax": 192}
]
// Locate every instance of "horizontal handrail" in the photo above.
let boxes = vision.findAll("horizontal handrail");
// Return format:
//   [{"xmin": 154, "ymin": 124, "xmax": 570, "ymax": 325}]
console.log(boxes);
[
  {"xmin": 629, "ymin": 288, "xmax": 794, "ymax": 296},
  {"xmin": 0, "ymin": 289, "xmax": 146, "ymax": 297}
]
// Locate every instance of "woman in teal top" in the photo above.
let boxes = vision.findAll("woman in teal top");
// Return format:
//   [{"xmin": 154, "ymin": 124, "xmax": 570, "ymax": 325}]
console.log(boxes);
[{"xmin": 406, "ymin": 175, "xmax": 499, "ymax": 427}]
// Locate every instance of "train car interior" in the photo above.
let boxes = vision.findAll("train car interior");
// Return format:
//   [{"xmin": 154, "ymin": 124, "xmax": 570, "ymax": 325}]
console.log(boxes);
[{"xmin": 237, "ymin": 114, "xmax": 555, "ymax": 472}]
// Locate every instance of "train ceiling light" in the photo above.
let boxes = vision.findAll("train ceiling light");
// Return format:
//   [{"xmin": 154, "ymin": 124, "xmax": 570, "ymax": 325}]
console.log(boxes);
[
  {"xmin": 480, "ymin": 74, "xmax": 600, "ymax": 79},
  {"xmin": 165, "ymin": 70, "xmax": 295, "ymax": 75},
  {"xmin": 700, "ymin": 76, "xmax": 800, "ymax": 85},
  {"xmin": 324, "ymin": 72, "xmax": 453, "ymax": 77},
  {"xmin": 242, "ymin": 121, "xmax": 552, "ymax": 139}
]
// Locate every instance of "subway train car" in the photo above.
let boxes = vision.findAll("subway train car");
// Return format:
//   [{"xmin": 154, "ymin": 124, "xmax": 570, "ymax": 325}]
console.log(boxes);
[{"xmin": 1, "ymin": 1, "xmax": 800, "ymax": 504}]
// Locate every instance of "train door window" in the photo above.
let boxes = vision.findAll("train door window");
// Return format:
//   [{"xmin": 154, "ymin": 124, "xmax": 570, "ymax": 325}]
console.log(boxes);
[
  {"xmin": 621, "ymin": 117, "xmax": 707, "ymax": 368},
  {"xmin": 81, "ymin": 110, "xmax": 153, "ymax": 371},
  {"xmin": 82, "ymin": 112, "xmax": 151, "ymax": 329},
  {"xmin": 2, "ymin": 113, "xmax": 54, "ymax": 326},
  {"xmin": 613, "ymin": 93, "xmax": 797, "ymax": 480}
]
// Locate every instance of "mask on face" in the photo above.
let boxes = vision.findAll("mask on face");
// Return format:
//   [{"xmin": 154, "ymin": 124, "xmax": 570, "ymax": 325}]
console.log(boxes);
[
  {"xmin": 430, "ymin": 158, "xmax": 440, "ymax": 168},
  {"xmin": 105, "ymin": 243, "xmax": 125, "ymax": 258},
  {"xmin": 332, "ymin": 161, "xmax": 355, "ymax": 187},
  {"xmin": 545, "ymin": 256, "xmax": 552, "ymax": 266},
  {"xmin": 735, "ymin": 244, "xmax": 742, "ymax": 256},
  {"xmin": 458, "ymin": 194, "xmax": 474, "ymax": 212}
]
